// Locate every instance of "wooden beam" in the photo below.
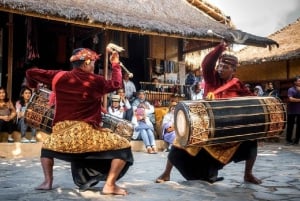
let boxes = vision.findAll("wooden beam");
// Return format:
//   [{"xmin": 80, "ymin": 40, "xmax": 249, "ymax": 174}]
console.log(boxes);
[{"xmin": 186, "ymin": 0, "xmax": 234, "ymax": 27}]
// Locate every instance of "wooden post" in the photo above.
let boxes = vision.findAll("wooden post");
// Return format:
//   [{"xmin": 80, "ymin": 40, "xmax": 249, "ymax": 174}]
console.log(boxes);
[
  {"xmin": 7, "ymin": 14, "xmax": 13, "ymax": 100},
  {"xmin": 102, "ymin": 30, "xmax": 110, "ymax": 109}
]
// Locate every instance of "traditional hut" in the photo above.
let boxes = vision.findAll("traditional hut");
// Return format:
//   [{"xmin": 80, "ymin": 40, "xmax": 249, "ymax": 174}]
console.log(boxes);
[
  {"xmin": 0, "ymin": 0, "xmax": 277, "ymax": 101},
  {"xmin": 236, "ymin": 18, "xmax": 300, "ymax": 101}
]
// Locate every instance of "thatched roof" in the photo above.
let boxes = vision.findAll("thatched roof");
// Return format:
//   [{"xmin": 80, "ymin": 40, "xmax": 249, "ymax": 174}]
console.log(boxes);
[
  {"xmin": 0, "ymin": 0, "xmax": 277, "ymax": 48},
  {"xmin": 237, "ymin": 18, "xmax": 300, "ymax": 65}
]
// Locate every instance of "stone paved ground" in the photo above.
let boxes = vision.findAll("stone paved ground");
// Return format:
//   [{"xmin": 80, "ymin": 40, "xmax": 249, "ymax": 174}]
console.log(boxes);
[{"xmin": 0, "ymin": 142, "xmax": 299, "ymax": 201}]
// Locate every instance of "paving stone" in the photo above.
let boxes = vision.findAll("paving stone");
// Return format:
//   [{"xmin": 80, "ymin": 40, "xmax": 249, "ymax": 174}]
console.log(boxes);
[{"xmin": 0, "ymin": 143, "xmax": 299, "ymax": 200}]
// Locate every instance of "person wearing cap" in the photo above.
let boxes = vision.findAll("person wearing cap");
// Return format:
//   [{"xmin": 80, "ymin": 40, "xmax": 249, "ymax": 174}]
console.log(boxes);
[
  {"xmin": 108, "ymin": 94, "xmax": 124, "ymax": 119},
  {"xmin": 131, "ymin": 107, "xmax": 157, "ymax": 154},
  {"xmin": 156, "ymin": 41, "xmax": 261, "ymax": 185},
  {"xmin": 26, "ymin": 48, "xmax": 133, "ymax": 195}
]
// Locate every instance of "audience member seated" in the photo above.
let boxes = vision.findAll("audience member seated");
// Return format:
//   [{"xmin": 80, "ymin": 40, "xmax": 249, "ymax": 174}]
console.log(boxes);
[
  {"xmin": 190, "ymin": 81, "xmax": 204, "ymax": 100},
  {"xmin": 108, "ymin": 94, "xmax": 124, "ymax": 119},
  {"xmin": 148, "ymin": 77, "xmax": 162, "ymax": 92},
  {"xmin": 263, "ymin": 82, "xmax": 279, "ymax": 97},
  {"xmin": 132, "ymin": 90, "xmax": 155, "ymax": 125},
  {"xmin": 15, "ymin": 86, "xmax": 37, "ymax": 143},
  {"xmin": 161, "ymin": 101, "xmax": 177, "ymax": 151},
  {"xmin": 131, "ymin": 107, "xmax": 157, "ymax": 154},
  {"xmin": 116, "ymin": 88, "xmax": 133, "ymax": 121},
  {"xmin": 0, "ymin": 87, "xmax": 17, "ymax": 142},
  {"xmin": 253, "ymin": 85, "xmax": 264, "ymax": 96},
  {"xmin": 244, "ymin": 83, "xmax": 251, "ymax": 92}
]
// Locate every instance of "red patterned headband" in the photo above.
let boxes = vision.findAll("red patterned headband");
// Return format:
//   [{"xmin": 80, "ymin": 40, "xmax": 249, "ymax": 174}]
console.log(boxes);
[{"xmin": 69, "ymin": 48, "xmax": 100, "ymax": 62}]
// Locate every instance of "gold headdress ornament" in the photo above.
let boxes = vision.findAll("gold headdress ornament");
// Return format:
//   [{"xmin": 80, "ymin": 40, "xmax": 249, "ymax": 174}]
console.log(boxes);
[{"xmin": 69, "ymin": 48, "xmax": 100, "ymax": 64}]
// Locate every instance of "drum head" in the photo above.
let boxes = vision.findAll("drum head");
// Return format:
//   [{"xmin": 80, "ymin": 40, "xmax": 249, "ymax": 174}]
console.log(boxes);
[{"xmin": 174, "ymin": 102, "xmax": 190, "ymax": 147}]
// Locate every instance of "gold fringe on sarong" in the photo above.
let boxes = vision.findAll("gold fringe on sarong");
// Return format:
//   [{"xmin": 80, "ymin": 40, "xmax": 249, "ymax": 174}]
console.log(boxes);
[
  {"xmin": 173, "ymin": 138, "xmax": 240, "ymax": 164},
  {"xmin": 42, "ymin": 121, "xmax": 131, "ymax": 153}
]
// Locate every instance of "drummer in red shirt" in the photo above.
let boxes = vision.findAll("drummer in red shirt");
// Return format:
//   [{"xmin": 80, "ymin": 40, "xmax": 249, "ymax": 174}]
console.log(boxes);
[
  {"xmin": 26, "ymin": 48, "xmax": 133, "ymax": 195},
  {"xmin": 156, "ymin": 41, "xmax": 261, "ymax": 185}
]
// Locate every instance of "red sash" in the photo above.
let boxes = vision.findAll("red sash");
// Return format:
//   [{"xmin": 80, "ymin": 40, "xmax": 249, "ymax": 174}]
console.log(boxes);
[{"xmin": 213, "ymin": 78, "xmax": 239, "ymax": 97}]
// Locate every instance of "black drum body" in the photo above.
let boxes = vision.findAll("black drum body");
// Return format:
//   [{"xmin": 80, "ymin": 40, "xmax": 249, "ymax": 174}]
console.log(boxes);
[
  {"xmin": 101, "ymin": 113, "xmax": 134, "ymax": 141},
  {"xmin": 174, "ymin": 96, "xmax": 286, "ymax": 147}
]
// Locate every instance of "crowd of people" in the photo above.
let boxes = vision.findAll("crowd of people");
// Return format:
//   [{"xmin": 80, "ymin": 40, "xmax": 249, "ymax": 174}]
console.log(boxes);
[
  {"xmin": 0, "ymin": 86, "xmax": 36, "ymax": 143},
  {"xmin": 0, "ymin": 41, "xmax": 299, "ymax": 196}
]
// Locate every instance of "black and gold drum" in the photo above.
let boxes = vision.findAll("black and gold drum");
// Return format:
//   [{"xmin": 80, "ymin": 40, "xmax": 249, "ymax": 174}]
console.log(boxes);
[
  {"xmin": 174, "ymin": 96, "xmax": 286, "ymax": 147},
  {"xmin": 101, "ymin": 113, "xmax": 134, "ymax": 141},
  {"xmin": 25, "ymin": 88, "xmax": 54, "ymax": 134}
]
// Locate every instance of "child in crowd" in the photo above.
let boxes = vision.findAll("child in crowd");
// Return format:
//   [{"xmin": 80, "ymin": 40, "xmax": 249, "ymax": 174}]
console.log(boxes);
[
  {"xmin": 108, "ymin": 94, "xmax": 125, "ymax": 119},
  {"xmin": 161, "ymin": 101, "xmax": 177, "ymax": 151},
  {"xmin": 131, "ymin": 107, "xmax": 157, "ymax": 154},
  {"xmin": 15, "ymin": 86, "xmax": 37, "ymax": 143}
]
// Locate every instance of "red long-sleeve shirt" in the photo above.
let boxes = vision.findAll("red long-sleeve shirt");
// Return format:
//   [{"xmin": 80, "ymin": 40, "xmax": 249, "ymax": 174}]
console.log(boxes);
[
  {"xmin": 26, "ymin": 64, "xmax": 122, "ymax": 128},
  {"xmin": 202, "ymin": 43, "xmax": 252, "ymax": 98}
]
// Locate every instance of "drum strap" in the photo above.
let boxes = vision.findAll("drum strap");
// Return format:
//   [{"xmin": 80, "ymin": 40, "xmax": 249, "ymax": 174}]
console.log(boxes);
[
  {"xmin": 213, "ymin": 78, "xmax": 239, "ymax": 96},
  {"xmin": 49, "ymin": 71, "xmax": 67, "ymax": 106}
]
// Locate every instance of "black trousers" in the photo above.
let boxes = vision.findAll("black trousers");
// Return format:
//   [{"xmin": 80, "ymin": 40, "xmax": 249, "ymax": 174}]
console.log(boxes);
[
  {"xmin": 286, "ymin": 114, "xmax": 300, "ymax": 143},
  {"xmin": 169, "ymin": 140, "xmax": 257, "ymax": 181}
]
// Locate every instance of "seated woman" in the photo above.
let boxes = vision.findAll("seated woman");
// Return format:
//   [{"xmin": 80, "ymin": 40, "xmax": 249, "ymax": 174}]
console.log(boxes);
[
  {"xmin": 116, "ymin": 88, "xmax": 133, "ymax": 121},
  {"xmin": 0, "ymin": 87, "xmax": 17, "ymax": 142},
  {"xmin": 190, "ymin": 81, "xmax": 204, "ymax": 100},
  {"xmin": 161, "ymin": 101, "xmax": 177, "ymax": 151},
  {"xmin": 132, "ymin": 90, "xmax": 155, "ymax": 125},
  {"xmin": 15, "ymin": 86, "xmax": 37, "ymax": 143},
  {"xmin": 131, "ymin": 107, "xmax": 157, "ymax": 154}
]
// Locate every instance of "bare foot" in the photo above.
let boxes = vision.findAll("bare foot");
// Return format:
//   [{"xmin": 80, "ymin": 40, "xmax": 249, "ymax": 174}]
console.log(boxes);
[
  {"xmin": 155, "ymin": 173, "xmax": 170, "ymax": 183},
  {"xmin": 244, "ymin": 174, "xmax": 262, "ymax": 184},
  {"xmin": 102, "ymin": 184, "xmax": 128, "ymax": 195},
  {"xmin": 35, "ymin": 181, "xmax": 52, "ymax": 190}
]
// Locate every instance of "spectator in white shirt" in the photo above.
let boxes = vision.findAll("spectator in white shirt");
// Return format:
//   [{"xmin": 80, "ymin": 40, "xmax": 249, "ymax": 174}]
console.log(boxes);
[
  {"xmin": 190, "ymin": 81, "xmax": 204, "ymax": 100},
  {"xmin": 108, "ymin": 95, "xmax": 124, "ymax": 119}
]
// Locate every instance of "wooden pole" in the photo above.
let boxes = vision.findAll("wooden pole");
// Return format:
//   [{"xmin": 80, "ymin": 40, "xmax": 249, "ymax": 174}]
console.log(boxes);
[
  {"xmin": 102, "ymin": 30, "xmax": 110, "ymax": 109},
  {"xmin": 7, "ymin": 14, "xmax": 13, "ymax": 100}
]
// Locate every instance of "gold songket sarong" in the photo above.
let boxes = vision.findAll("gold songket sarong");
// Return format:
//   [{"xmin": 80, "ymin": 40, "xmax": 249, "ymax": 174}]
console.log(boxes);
[
  {"xmin": 173, "ymin": 138, "xmax": 240, "ymax": 164},
  {"xmin": 42, "ymin": 120, "xmax": 131, "ymax": 153}
]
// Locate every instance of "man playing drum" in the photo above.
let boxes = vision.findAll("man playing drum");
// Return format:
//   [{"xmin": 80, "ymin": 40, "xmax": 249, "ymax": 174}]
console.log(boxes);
[
  {"xmin": 26, "ymin": 48, "xmax": 133, "ymax": 195},
  {"xmin": 156, "ymin": 41, "xmax": 262, "ymax": 185}
]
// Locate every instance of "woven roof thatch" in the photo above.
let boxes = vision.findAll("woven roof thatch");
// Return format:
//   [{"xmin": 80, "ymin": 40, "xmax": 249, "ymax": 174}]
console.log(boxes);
[
  {"xmin": 0, "ymin": 0, "xmax": 277, "ymax": 48},
  {"xmin": 237, "ymin": 18, "xmax": 300, "ymax": 65}
]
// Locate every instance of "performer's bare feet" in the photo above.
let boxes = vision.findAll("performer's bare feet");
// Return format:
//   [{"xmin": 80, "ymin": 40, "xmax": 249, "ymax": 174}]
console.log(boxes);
[
  {"xmin": 102, "ymin": 184, "xmax": 128, "ymax": 195},
  {"xmin": 244, "ymin": 174, "xmax": 262, "ymax": 184},
  {"xmin": 155, "ymin": 173, "xmax": 170, "ymax": 183},
  {"xmin": 35, "ymin": 181, "xmax": 52, "ymax": 190}
]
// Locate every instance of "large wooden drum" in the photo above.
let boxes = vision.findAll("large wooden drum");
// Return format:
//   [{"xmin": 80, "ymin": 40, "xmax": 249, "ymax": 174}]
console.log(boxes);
[{"xmin": 174, "ymin": 96, "xmax": 286, "ymax": 147}]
